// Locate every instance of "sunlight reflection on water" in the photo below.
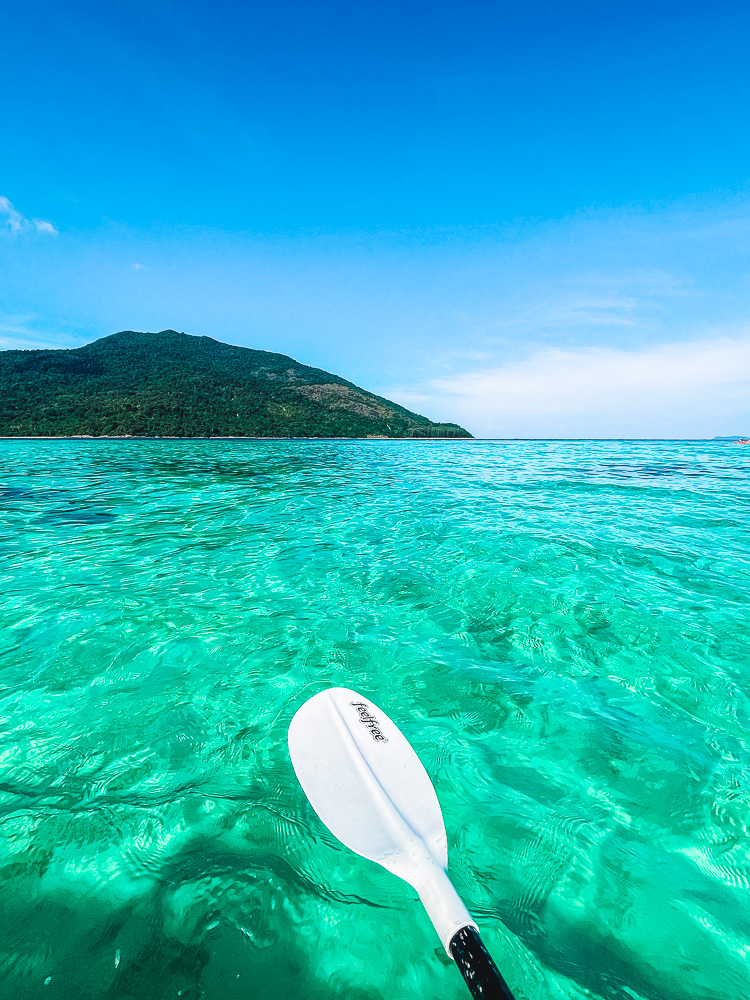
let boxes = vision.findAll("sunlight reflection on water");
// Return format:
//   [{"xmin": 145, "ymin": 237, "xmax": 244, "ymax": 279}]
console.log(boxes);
[{"xmin": 1, "ymin": 439, "xmax": 749, "ymax": 1000}]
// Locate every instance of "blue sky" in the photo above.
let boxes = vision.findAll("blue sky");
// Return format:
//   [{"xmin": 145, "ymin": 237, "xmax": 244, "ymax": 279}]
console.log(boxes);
[{"xmin": 2, "ymin": 0, "xmax": 750, "ymax": 436}]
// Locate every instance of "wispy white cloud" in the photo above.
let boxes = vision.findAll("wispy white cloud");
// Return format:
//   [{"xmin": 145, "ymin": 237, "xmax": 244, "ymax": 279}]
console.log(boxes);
[
  {"xmin": 385, "ymin": 334, "xmax": 750, "ymax": 438},
  {"xmin": 0, "ymin": 315, "xmax": 79, "ymax": 350},
  {"xmin": 449, "ymin": 268, "xmax": 690, "ymax": 348},
  {"xmin": 0, "ymin": 196, "xmax": 25, "ymax": 232},
  {"xmin": 0, "ymin": 196, "xmax": 58, "ymax": 235}
]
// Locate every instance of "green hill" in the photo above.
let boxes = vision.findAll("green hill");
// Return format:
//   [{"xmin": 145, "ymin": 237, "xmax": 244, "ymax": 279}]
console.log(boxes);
[{"xmin": 0, "ymin": 330, "xmax": 472, "ymax": 438}]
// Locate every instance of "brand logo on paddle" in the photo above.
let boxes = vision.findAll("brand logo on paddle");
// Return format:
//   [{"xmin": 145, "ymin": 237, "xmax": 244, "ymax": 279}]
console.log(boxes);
[{"xmin": 350, "ymin": 702, "xmax": 389, "ymax": 742}]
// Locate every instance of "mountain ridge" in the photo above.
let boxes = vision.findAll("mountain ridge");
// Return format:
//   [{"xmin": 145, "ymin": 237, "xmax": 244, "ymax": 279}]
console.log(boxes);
[{"xmin": 0, "ymin": 330, "xmax": 472, "ymax": 438}]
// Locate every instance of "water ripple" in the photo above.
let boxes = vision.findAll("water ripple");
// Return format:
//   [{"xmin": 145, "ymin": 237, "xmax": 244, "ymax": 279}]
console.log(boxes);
[{"xmin": 1, "ymin": 439, "xmax": 749, "ymax": 1000}]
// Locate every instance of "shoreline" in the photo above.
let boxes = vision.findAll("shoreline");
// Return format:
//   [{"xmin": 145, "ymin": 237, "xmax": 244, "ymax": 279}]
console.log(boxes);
[
  {"xmin": 0, "ymin": 435, "xmax": 474, "ymax": 441},
  {"xmin": 0, "ymin": 436, "xmax": 745, "ymax": 443}
]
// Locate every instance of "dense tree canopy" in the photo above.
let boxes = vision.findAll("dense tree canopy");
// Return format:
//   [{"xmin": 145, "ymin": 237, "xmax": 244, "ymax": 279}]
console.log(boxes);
[{"xmin": 0, "ymin": 330, "xmax": 472, "ymax": 438}]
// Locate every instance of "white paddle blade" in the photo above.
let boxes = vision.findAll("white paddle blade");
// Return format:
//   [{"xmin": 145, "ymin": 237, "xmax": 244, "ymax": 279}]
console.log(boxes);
[
  {"xmin": 289, "ymin": 687, "xmax": 447, "ymax": 875},
  {"xmin": 288, "ymin": 687, "xmax": 476, "ymax": 952}
]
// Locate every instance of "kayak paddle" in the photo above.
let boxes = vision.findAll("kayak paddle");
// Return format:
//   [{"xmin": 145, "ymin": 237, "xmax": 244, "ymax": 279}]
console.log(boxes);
[{"xmin": 288, "ymin": 686, "xmax": 517, "ymax": 1000}]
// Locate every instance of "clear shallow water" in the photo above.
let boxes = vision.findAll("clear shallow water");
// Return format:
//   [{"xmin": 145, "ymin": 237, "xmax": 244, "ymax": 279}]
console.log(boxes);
[{"xmin": 1, "ymin": 439, "xmax": 749, "ymax": 1000}]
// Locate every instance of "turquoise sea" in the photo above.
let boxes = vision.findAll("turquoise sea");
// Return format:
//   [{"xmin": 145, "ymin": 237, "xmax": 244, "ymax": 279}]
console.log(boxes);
[{"xmin": 1, "ymin": 439, "xmax": 749, "ymax": 1000}]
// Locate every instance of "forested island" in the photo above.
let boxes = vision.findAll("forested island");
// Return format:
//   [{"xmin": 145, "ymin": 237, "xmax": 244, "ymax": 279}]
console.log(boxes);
[{"xmin": 0, "ymin": 330, "xmax": 471, "ymax": 438}]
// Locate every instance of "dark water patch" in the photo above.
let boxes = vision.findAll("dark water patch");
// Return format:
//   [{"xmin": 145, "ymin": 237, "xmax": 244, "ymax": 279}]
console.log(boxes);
[
  {"xmin": 0, "ymin": 486, "xmax": 36, "ymax": 501},
  {"xmin": 580, "ymin": 461, "xmax": 711, "ymax": 479},
  {"xmin": 36, "ymin": 508, "xmax": 117, "ymax": 526},
  {"xmin": 576, "ymin": 460, "xmax": 750, "ymax": 482},
  {"xmin": 0, "ymin": 485, "xmax": 67, "ymax": 504}
]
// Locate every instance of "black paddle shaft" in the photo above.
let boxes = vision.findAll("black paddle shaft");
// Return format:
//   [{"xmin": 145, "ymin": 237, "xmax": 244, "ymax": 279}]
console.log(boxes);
[{"xmin": 449, "ymin": 926, "xmax": 516, "ymax": 1000}]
